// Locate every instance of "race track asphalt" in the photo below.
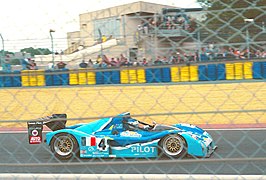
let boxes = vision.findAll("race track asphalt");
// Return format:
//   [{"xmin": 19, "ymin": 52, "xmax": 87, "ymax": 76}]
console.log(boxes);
[{"xmin": 0, "ymin": 129, "xmax": 266, "ymax": 175}]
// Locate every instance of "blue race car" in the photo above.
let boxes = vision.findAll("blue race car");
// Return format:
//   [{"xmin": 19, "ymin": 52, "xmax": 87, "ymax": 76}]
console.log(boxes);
[{"xmin": 27, "ymin": 112, "xmax": 217, "ymax": 160}]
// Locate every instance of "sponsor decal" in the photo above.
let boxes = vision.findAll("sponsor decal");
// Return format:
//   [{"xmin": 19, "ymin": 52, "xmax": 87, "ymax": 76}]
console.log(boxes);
[
  {"xmin": 27, "ymin": 121, "xmax": 43, "ymax": 144},
  {"xmin": 131, "ymin": 146, "xmax": 156, "ymax": 153},
  {"xmin": 120, "ymin": 131, "xmax": 142, "ymax": 137},
  {"xmin": 80, "ymin": 150, "xmax": 87, "ymax": 154},
  {"xmin": 86, "ymin": 136, "xmax": 96, "ymax": 146},
  {"xmin": 87, "ymin": 147, "xmax": 95, "ymax": 152},
  {"xmin": 30, "ymin": 136, "xmax": 42, "ymax": 144},
  {"xmin": 32, "ymin": 129, "xmax": 38, "ymax": 136},
  {"xmin": 115, "ymin": 124, "xmax": 123, "ymax": 129}
]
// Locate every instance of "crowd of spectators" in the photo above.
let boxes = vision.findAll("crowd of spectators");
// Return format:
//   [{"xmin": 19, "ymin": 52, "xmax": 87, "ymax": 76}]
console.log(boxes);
[
  {"xmin": 1, "ymin": 47, "xmax": 264, "ymax": 72},
  {"xmin": 1, "ymin": 44, "xmax": 264, "ymax": 72},
  {"xmin": 75, "ymin": 45, "xmax": 265, "ymax": 69},
  {"xmin": 198, "ymin": 43, "xmax": 266, "ymax": 62},
  {"xmin": 137, "ymin": 14, "xmax": 197, "ymax": 35},
  {"xmin": 78, "ymin": 54, "xmax": 138, "ymax": 68}
]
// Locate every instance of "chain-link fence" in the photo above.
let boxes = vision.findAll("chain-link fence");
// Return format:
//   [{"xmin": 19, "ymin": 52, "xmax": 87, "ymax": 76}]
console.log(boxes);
[{"xmin": 0, "ymin": 0, "xmax": 266, "ymax": 179}]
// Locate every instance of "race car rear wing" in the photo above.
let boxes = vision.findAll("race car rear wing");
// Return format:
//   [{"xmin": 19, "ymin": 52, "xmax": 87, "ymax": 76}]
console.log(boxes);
[
  {"xmin": 27, "ymin": 114, "xmax": 67, "ymax": 144},
  {"xmin": 40, "ymin": 114, "xmax": 67, "ymax": 131}
]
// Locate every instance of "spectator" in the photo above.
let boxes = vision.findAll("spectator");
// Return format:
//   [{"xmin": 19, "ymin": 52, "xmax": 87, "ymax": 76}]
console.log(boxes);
[
  {"xmin": 154, "ymin": 56, "xmax": 163, "ymax": 65},
  {"xmin": 101, "ymin": 61, "xmax": 108, "ymax": 68},
  {"xmin": 162, "ymin": 56, "xmax": 169, "ymax": 64},
  {"xmin": 21, "ymin": 57, "xmax": 31, "ymax": 70},
  {"xmin": 101, "ymin": 35, "xmax": 107, "ymax": 43},
  {"xmin": 79, "ymin": 60, "xmax": 88, "ymax": 68},
  {"xmin": 137, "ymin": 24, "xmax": 143, "ymax": 32},
  {"xmin": 4, "ymin": 55, "xmax": 12, "ymax": 72},
  {"xmin": 96, "ymin": 55, "xmax": 102, "ymax": 64},
  {"xmin": 175, "ymin": 52, "xmax": 183, "ymax": 63},
  {"xmin": 28, "ymin": 59, "xmax": 37, "ymax": 70},
  {"xmin": 110, "ymin": 58, "xmax": 117, "ymax": 66},
  {"xmin": 88, "ymin": 59, "xmax": 93, "ymax": 67},
  {"xmin": 255, "ymin": 50, "xmax": 261, "ymax": 58},
  {"xmin": 261, "ymin": 50, "xmax": 266, "ymax": 58},
  {"xmin": 142, "ymin": 58, "xmax": 148, "ymax": 66},
  {"xmin": 47, "ymin": 62, "xmax": 54, "ymax": 70},
  {"xmin": 56, "ymin": 61, "xmax": 67, "ymax": 69},
  {"xmin": 132, "ymin": 57, "xmax": 140, "ymax": 66},
  {"xmin": 169, "ymin": 52, "xmax": 178, "ymax": 64},
  {"xmin": 93, "ymin": 59, "xmax": 101, "ymax": 68},
  {"xmin": 143, "ymin": 20, "xmax": 149, "ymax": 34},
  {"xmin": 121, "ymin": 57, "xmax": 132, "ymax": 66}
]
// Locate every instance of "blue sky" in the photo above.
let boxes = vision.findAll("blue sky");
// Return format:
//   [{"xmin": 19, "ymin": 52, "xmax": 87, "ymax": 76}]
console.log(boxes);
[{"xmin": 0, "ymin": 0, "xmax": 200, "ymax": 52}]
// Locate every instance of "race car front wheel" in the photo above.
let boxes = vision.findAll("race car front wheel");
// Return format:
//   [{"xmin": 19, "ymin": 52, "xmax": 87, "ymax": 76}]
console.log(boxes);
[
  {"xmin": 50, "ymin": 133, "xmax": 79, "ymax": 160},
  {"xmin": 159, "ymin": 134, "xmax": 187, "ymax": 158}
]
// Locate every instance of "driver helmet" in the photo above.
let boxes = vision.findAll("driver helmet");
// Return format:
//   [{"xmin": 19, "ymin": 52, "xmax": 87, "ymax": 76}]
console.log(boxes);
[{"xmin": 127, "ymin": 119, "xmax": 139, "ymax": 127}]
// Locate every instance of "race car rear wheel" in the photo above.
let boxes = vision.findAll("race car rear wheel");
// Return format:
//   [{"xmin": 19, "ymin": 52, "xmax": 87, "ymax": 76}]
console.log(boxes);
[
  {"xmin": 159, "ymin": 134, "xmax": 187, "ymax": 158},
  {"xmin": 50, "ymin": 133, "xmax": 79, "ymax": 160}
]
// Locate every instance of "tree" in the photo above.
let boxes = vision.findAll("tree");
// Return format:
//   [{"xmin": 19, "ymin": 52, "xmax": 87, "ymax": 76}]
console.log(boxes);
[
  {"xmin": 197, "ymin": 0, "xmax": 214, "ymax": 7},
  {"xmin": 196, "ymin": 0, "xmax": 266, "ymax": 51},
  {"xmin": 10, "ymin": 59, "xmax": 21, "ymax": 65},
  {"xmin": 20, "ymin": 47, "xmax": 52, "ymax": 56},
  {"xmin": 0, "ymin": 50, "xmax": 14, "ymax": 56}
]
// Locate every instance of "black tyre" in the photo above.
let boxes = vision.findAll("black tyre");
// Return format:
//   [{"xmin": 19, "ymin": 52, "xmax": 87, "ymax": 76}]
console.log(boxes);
[
  {"xmin": 50, "ymin": 133, "xmax": 79, "ymax": 160},
  {"xmin": 159, "ymin": 134, "xmax": 187, "ymax": 158}
]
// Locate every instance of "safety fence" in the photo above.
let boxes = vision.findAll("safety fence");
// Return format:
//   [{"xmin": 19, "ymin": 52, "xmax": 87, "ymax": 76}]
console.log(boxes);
[
  {"xmin": 0, "ymin": 60, "xmax": 265, "ymax": 87},
  {"xmin": 0, "ymin": 0, "xmax": 266, "ymax": 178}
]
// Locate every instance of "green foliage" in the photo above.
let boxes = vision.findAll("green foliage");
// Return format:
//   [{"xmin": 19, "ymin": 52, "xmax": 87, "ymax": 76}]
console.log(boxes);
[
  {"xmin": 10, "ymin": 59, "xmax": 21, "ymax": 65},
  {"xmin": 20, "ymin": 47, "xmax": 52, "ymax": 56},
  {"xmin": 197, "ymin": 0, "xmax": 214, "ymax": 7},
  {"xmin": 0, "ymin": 50, "xmax": 14, "ymax": 56}
]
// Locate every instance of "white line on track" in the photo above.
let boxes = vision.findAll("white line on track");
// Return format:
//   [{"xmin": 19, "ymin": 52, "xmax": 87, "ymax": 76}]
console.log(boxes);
[
  {"xmin": 206, "ymin": 128, "xmax": 266, "ymax": 131},
  {"xmin": 0, "ymin": 173, "xmax": 266, "ymax": 180}
]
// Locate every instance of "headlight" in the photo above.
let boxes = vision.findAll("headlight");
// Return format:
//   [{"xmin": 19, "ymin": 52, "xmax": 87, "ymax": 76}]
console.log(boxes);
[{"xmin": 201, "ymin": 142, "xmax": 206, "ymax": 152}]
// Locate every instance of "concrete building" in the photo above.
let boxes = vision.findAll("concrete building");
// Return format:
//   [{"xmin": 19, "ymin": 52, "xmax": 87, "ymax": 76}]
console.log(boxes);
[
  {"xmin": 64, "ymin": 1, "xmax": 204, "ymax": 65},
  {"xmin": 64, "ymin": 1, "xmax": 172, "ymax": 62},
  {"xmin": 33, "ymin": 1, "xmax": 204, "ymax": 67}
]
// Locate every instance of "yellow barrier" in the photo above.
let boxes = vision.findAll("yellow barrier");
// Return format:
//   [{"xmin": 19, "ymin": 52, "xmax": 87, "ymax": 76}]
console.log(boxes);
[
  {"xmin": 234, "ymin": 63, "xmax": 244, "ymax": 80},
  {"xmin": 87, "ymin": 71, "xmax": 96, "ymax": 85},
  {"xmin": 170, "ymin": 66, "xmax": 180, "ymax": 82},
  {"xmin": 21, "ymin": 70, "xmax": 30, "ymax": 86},
  {"xmin": 21, "ymin": 70, "xmax": 45, "ymax": 87},
  {"xmin": 225, "ymin": 63, "xmax": 235, "ymax": 80},
  {"xmin": 69, "ymin": 70, "xmax": 79, "ymax": 85},
  {"xmin": 189, "ymin": 66, "xmax": 199, "ymax": 82},
  {"xmin": 78, "ymin": 69, "xmax": 87, "ymax": 85},
  {"xmin": 120, "ymin": 69, "xmax": 129, "ymax": 84},
  {"xmin": 180, "ymin": 66, "xmax": 190, "ymax": 82},
  {"xmin": 244, "ymin": 62, "xmax": 253, "ymax": 79},
  {"xmin": 137, "ymin": 69, "xmax": 146, "ymax": 83},
  {"xmin": 129, "ymin": 69, "xmax": 137, "ymax": 84},
  {"xmin": 29, "ymin": 72, "xmax": 37, "ymax": 86}
]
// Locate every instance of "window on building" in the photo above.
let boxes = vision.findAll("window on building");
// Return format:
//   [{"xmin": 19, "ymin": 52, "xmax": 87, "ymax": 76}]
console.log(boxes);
[{"xmin": 93, "ymin": 17, "xmax": 120, "ymax": 41}]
